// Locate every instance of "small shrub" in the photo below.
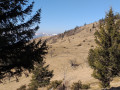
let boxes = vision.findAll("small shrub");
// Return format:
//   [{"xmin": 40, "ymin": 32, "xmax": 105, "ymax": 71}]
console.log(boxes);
[
  {"xmin": 61, "ymin": 33, "xmax": 65, "ymax": 39},
  {"xmin": 90, "ymin": 29, "xmax": 91, "ymax": 32},
  {"xmin": 71, "ymin": 81, "xmax": 82, "ymax": 90},
  {"xmin": 47, "ymin": 80, "xmax": 62, "ymax": 90},
  {"xmin": 82, "ymin": 84, "xmax": 90, "ymax": 89},
  {"xmin": 83, "ymin": 40, "xmax": 85, "ymax": 42},
  {"xmin": 17, "ymin": 85, "xmax": 26, "ymax": 90},
  {"xmin": 63, "ymin": 47, "xmax": 66, "ymax": 48},
  {"xmin": 71, "ymin": 80, "xmax": 90, "ymax": 90},
  {"xmin": 57, "ymin": 84, "xmax": 66, "ymax": 90},
  {"xmin": 91, "ymin": 45, "xmax": 94, "ymax": 47},
  {"xmin": 77, "ymin": 43, "xmax": 82, "ymax": 46},
  {"xmin": 75, "ymin": 26, "xmax": 79, "ymax": 30},
  {"xmin": 92, "ymin": 24, "xmax": 95, "ymax": 28}
]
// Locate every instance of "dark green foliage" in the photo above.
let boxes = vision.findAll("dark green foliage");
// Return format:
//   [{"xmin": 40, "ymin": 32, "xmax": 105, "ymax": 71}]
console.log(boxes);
[
  {"xmin": 0, "ymin": 0, "xmax": 44, "ymax": 79},
  {"xmin": 71, "ymin": 80, "xmax": 90, "ymax": 90},
  {"xmin": 99, "ymin": 18, "xmax": 105, "ymax": 25},
  {"xmin": 114, "ymin": 13, "xmax": 120, "ymax": 19},
  {"xmin": 88, "ymin": 8, "xmax": 120, "ymax": 88},
  {"xmin": 71, "ymin": 81, "xmax": 82, "ymax": 90},
  {"xmin": 47, "ymin": 80, "xmax": 62, "ymax": 90},
  {"xmin": 17, "ymin": 85, "xmax": 26, "ymax": 90},
  {"xmin": 28, "ymin": 62, "xmax": 53, "ymax": 90},
  {"xmin": 82, "ymin": 84, "xmax": 90, "ymax": 89}
]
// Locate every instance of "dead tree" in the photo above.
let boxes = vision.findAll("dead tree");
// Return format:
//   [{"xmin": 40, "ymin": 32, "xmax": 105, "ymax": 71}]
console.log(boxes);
[{"xmin": 69, "ymin": 59, "xmax": 80, "ymax": 68}]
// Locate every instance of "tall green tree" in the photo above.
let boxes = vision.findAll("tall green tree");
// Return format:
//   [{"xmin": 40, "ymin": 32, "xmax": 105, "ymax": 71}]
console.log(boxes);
[
  {"xmin": 0, "ymin": 0, "xmax": 46, "ymax": 79},
  {"xmin": 88, "ymin": 8, "xmax": 120, "ymax": 88}
]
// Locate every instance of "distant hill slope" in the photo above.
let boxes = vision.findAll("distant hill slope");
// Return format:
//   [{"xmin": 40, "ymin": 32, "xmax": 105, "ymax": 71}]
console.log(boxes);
[
  {"xmin": 1, "ymin": 21, "xmax": 120, "ymax": 90},
  {"xmin": 45, "ymin": 22, "xmax": 99, "ymax": 44},
  {"xmin": 44, "ymin": 22, "xmax": 99, "ymax": 89},
  {"xmin": 43, "ymin": 21, "xmax": 120, "ymax": 89}
]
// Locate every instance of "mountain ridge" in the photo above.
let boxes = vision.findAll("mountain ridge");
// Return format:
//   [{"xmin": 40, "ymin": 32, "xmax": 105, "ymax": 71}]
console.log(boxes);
[{"xmin": 34, "ymin": 32, "xmax": 57, "ymax": 38}]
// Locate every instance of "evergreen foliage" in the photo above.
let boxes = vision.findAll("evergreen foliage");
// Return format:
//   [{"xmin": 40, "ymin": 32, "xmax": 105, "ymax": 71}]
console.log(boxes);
[
  {"xmin": 28, "ymin": 61, "xmax": 53, "ymax": 90},
  {"xmin": 47, "ymin": 80, "xmax": 62, "ymax": 90},
  {"xmin": 71, "ymin": 80, "xmax": 82, "ymax": 90},
  {"xmin": 71, "ymin": 80, "xmax": 90, "ymax": 90},
  {"xmin": 88, "ymin": 8, "xmax": 120, "ymax": 88},
  {"xmin": 17, "ymin": 85, "xmax": 26, "ymax": 90},
  {"xmin": 0, "ymin": 0, "xmax": 45, "ymax": 79}
]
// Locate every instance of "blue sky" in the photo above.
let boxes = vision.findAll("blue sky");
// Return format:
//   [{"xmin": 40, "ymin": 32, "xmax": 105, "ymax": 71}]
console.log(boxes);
[{"xmin": 30, "ymin": 0, "xmax": 120, "ymax": 34}]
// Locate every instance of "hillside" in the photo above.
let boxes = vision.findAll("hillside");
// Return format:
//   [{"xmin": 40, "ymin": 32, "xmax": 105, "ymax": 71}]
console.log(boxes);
[
  {"xmin": 0, "ymin": 22, "xmax": 120, "ymax": 90},
  {"xmin": 44, "ymin": 22, "xmax": 99, "ymax": 89}
]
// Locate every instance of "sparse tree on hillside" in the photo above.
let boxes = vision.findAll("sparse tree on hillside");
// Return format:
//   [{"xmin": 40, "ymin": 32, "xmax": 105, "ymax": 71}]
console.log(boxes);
[
  {"xmin": 0, "ymin": 0, "xmax": 48, "ymax": 80},
  {"xmin": 99, "ymin": 18, "xmax": 105, "ymax": 25},
  {"xmin": 92, "ymin": 24, "xmax": 95, "ymax": 28},
  {"xmin": 75, "ymin": 26, "xmax": 79, "ymax": 30},
  {"xmin": 88, "ymin": 8, "xmax": 120, "ymax": 88}
]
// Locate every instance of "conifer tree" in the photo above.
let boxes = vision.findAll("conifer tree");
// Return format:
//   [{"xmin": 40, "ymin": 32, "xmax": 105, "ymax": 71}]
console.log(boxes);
[
  {"xmin": 28, "ymin": 61, "xmax": 53, "ymax": 90},
  {"xmin": 0, "ymin": 0, "xmax": 47, "ymax": 79},
  {"xmin": 88, "ymin": 8, "xmax": 120, "ymax": 88}
]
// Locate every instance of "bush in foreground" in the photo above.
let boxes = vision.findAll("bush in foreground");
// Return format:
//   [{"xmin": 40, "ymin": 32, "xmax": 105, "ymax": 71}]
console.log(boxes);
[
  {"xmin": 47, "ymin": 80, "xmax": 62, "ymax": 90},
  {"xmin": 71, "ymin": 80, "xmax": 90, "ymax": 90}
]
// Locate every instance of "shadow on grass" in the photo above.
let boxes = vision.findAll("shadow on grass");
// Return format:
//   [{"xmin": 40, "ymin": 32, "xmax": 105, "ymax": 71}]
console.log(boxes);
[{"xmin": 109, "ymin": 87, "xmax": 120, "ymax": 90}]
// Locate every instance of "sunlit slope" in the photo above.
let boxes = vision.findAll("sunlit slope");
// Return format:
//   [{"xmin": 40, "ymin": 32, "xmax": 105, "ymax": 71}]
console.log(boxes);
[{"xmin": 1, "ymin": 22, "xmax": 120, "ymax": 90}]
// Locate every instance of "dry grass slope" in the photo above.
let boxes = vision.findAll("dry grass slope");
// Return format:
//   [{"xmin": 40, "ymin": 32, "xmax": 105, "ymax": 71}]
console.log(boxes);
[{"xmin": 0, "ymin": 22, "xmax": 120, "ymax": 90}]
